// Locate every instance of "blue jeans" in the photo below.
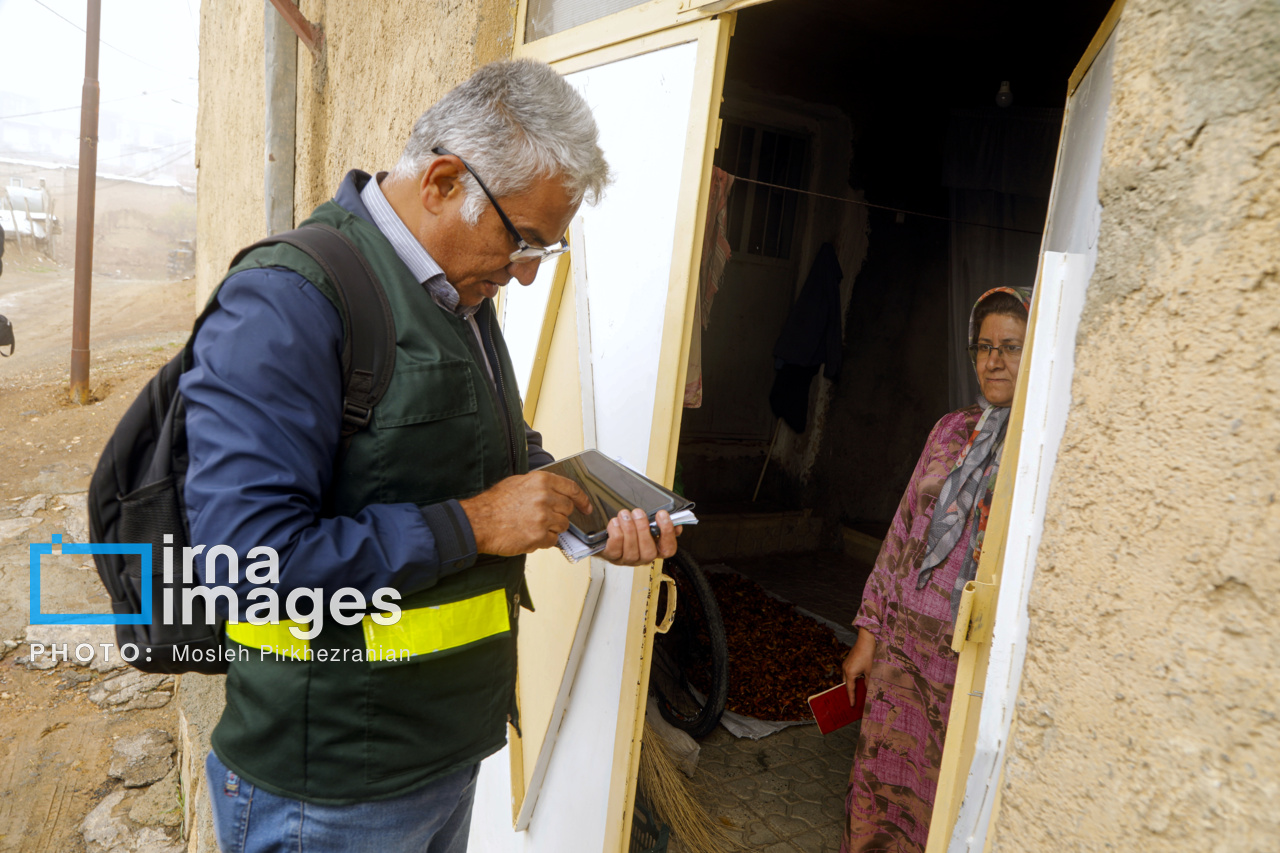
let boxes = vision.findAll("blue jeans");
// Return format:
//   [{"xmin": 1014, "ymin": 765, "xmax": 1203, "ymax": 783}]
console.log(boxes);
[{"xmin": 205, "ymin": 751, "xmax": 477, "ymax": 853}]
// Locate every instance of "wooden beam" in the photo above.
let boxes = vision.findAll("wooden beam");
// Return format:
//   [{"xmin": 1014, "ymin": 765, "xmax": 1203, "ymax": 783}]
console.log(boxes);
[{"xmin": 267, "ymin": 0, "xmax": 323, "ymax": 57}]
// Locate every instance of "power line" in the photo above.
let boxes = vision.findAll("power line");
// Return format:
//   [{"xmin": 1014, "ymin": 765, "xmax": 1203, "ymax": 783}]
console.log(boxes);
[
  {"xmin": 2, "ymin": 140, "xmax": 194, "ymax": 176},
  {"xmin": 0, "ymin": 87, "xmax": 193, "ymax": 121},
  {"xmin": 726, "ymin": 174, "xmax": 1045, "ymax": 236},
  {"xmin": 29, "ymin": 0, "xmax": 197, "ymax": 79},
  {"xmin": 114, "ymin": 146, "xmax": 193, "ymax": 181},
  {"xmin": 96, "ymin": 139, "xmax": 193, "ymax": 162}
]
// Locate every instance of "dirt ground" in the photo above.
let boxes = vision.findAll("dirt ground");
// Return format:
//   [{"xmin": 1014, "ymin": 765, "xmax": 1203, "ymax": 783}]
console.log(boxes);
[{"xmin": 0, "ymin": 256, "xmax": 196, "ymax": 852}]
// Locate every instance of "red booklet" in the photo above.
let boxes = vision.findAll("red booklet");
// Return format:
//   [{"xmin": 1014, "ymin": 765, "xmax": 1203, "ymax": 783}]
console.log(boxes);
[{"xmin": 808, "ymin": 678, "xmax": 867, "ymax": 735}]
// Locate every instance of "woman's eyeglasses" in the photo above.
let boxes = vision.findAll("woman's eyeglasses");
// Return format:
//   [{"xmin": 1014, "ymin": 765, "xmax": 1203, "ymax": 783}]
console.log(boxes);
[{"xmin": 967, "ymin": 343, "xmax": 1023, "ymax": 365}]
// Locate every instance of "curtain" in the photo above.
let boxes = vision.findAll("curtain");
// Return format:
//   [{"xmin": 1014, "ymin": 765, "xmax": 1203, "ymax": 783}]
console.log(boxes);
[{"xmin": 944, "ymin": 109, "xmax": 1060, "ymax": 411}]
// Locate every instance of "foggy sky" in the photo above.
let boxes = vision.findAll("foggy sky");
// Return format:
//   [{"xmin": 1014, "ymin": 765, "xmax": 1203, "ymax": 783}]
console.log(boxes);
[{"xmin": 0, "ymin": 0, "xmax": 200, "ymax": 186}]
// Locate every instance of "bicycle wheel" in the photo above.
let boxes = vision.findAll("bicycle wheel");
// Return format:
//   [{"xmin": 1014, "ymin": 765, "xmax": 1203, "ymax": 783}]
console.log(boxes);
[{"xmin": 651, "ymin": 551, "xmax": 729, "ymax": 739}]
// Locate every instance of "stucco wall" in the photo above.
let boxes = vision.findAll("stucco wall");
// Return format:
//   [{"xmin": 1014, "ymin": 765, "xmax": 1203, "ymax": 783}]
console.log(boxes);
[
  {"xmin": 195, "ymin": 0, "xmax": 265, "ymax": 307},
  {"xmin": 991, "ymin": 2, "xmax": 1280, "ymax": 850},
  {"xmin": 195, "ymin": 0, "xmax": 517, "ymax": 306}
]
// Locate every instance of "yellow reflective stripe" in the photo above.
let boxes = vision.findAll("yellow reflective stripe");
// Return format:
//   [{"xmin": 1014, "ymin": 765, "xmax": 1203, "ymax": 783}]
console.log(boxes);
[
  {"xmin": 363, "ymin": 588, "xmax": 510, "ymax": 661},
  {"xmin": 225, "ymin": 621, "xmax": 311, "ymax": 660}
]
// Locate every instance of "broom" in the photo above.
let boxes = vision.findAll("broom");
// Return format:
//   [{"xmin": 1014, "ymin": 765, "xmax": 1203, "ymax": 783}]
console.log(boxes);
[{"xmin": 638, "ymin": 719, "xmax": 741, "ymax": 853}]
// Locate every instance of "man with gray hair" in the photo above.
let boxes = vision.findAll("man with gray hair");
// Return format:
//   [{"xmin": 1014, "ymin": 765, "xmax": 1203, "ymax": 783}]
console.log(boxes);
[{"xmin": 183, "ymin": 59, "xmax": 679, "ymax": 852}]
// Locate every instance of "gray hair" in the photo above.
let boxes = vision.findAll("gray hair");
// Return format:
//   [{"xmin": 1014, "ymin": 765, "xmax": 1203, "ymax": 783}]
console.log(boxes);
[{"xmin": 391, "ymin": 59, "xmax": 610, "ymax": 224}]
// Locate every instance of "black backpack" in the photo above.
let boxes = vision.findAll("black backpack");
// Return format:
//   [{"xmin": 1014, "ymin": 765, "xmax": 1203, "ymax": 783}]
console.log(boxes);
[{"xmin": 88, "ymin": 223, "xmax": 395, "ymax": 674}]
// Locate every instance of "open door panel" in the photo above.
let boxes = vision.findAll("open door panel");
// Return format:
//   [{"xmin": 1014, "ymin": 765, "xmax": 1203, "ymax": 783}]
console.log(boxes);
[
  {"xmin": 471, "ymin": 16, "xmax": 733, "ymax": 853},
  {"xmin": 927, "ymin": 4, "xmax": 1124, "ymax": 851}
]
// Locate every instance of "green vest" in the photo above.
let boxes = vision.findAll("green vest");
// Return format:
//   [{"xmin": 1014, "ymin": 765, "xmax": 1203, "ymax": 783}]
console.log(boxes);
[{"xmin": 209, "ymin": 199, "xmax": 529, "ymax": 804}]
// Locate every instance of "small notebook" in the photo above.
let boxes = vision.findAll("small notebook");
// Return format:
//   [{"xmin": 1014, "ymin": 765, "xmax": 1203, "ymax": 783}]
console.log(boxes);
[{"xmin": 808, "ymin": 678, "xmax": 867, "ymax": 735}]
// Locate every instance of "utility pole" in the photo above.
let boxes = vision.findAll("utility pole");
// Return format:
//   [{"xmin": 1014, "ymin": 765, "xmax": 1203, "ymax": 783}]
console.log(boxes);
[{"xmin": 69, "ymin": 0, "xmax": 102, "ymax": 404}]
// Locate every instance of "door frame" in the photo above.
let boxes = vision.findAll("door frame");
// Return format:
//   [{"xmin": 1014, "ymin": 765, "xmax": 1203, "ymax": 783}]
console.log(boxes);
[
  {"xmin": 511, "ymin": 14, "xmax": 735, "ymax": 850},
  {"xmin": 925, "ymin": 3, "xmax": 1126, "ymax": 851}
]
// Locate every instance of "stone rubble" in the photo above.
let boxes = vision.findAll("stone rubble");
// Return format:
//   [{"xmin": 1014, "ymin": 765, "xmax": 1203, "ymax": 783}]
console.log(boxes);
[
  {"xmin": 14, "ymin": 628, "xmax": 174, "ymax": 706},
  {"xmin": 128, "ymin": 766, "xmax": 183, "ymax": 828},
  {"xmin": 57, "ymin": 491, "xmax": 91, "ymax": 543},
  {"xmin": 109, "ymin": 729, "xmax": 176, "ymax": 788},
  {"xmin": 82, "ymin": 787, "xmax": 184, "ymax": 853},
  {"xmin": 0, "ymin": 516, "xmax": 41, "ymax": 542},
  {"xmin": 89, "ymin": 670, "xmax": 176, "ymax": 711},
  {"xmin": 18, "ymin": 493, "xmax": 49, "ymax": 518},
  {"xmin": 82, "ymin": 791, "xmax": 132, "ymax": 853},
  {"xmin": 20, "ymin": 625, "xmax": 132, "ymax": 675}
]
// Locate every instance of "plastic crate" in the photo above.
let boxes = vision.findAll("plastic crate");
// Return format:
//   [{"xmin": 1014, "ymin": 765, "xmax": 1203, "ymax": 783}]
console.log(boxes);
[{"xmin": 629, "ymin": 798, "xmax": 671, "ymax": 853}]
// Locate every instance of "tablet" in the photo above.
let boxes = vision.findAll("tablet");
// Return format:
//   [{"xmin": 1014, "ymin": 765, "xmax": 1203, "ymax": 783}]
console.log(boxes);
[{"xmin": 538, "ymin": 450, "xmax": 695, "ymax": 546}]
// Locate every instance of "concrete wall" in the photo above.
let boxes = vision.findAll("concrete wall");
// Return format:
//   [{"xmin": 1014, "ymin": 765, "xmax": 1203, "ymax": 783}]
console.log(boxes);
[
  {"xmin": 195, "ymin": 0, "xmax": 517, "ymax": 306},
  {"xmin": 991, "ymin": 2, "xmax": 1280, "ymax": 850},
  {"xmin": 195, "ymin": 0, "xmax": 265, "ymax": 306},
  {"xmin": 1, "ymin": 162, "xmax": 195, "ymax": 277}
]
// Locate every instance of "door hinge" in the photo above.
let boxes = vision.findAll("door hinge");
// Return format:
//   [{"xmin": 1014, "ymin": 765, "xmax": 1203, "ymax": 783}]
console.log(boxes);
[{"xmin": 951, "ymin": 580, "xmax": 996, "ymax": 653}]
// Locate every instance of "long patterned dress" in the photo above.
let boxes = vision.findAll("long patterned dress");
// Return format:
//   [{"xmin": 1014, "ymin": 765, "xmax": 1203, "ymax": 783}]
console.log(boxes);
[{"xmin": 843, "ymin": 405, "xmax": 982, "ymax": 853}]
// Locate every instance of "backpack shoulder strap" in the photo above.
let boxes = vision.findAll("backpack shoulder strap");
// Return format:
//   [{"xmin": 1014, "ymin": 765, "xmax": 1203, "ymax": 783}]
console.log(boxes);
[{"xmin": 227, "ymin": 223, "xmax": 397, "ymax": 437}]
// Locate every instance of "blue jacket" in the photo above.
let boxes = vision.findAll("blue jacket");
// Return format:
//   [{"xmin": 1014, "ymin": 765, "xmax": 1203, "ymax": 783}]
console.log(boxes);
[{"xmin": 180, "ymin": 172, "xmax": 551, "ymax": 605}]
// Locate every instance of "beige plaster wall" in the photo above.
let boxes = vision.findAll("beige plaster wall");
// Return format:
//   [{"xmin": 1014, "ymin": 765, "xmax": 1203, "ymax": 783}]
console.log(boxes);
[
  {"xmin": 196, "ymin": 0, "xmax": 517, "ymax": 306},
  {"xmin": 195, "ymin": 0, "xmax": 265, "ymax": 307},
  {"xmin": 991, "ymin": 2, "xmax": 1280, "ymax": 851}
]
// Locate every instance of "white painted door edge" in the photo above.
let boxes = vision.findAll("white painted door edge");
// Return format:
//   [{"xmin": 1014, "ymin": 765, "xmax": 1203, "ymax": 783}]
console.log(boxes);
[
  {"xmin": 514, "ymin": 559, "xmax": 607, "ymax": 830},
  {"xmin": 571, "ymin": 217, "xmax": 598, "ymax": 449},
  {"xmin": 946, "ymin": 251, "xmax": 1089, "ymax": 852},
  {"xmin": 515, "ymin": 219, "xmax": 607, "ymax": 830}
]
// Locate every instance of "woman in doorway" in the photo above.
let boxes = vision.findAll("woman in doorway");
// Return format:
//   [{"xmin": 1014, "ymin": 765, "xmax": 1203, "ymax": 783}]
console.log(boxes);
[{"xmin": 840, "ymin": 286, "xmax": 1032, "ymax": 853}]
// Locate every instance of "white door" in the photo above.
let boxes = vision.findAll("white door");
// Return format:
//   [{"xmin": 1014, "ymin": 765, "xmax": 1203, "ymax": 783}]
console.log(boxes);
[
  {"xmin": 927, "ymin": 7, "xmax": 1123, "ymax": 851},
  {"xmin": 472, "ymin": 15, "xmax": 733, "ymax": 853}
]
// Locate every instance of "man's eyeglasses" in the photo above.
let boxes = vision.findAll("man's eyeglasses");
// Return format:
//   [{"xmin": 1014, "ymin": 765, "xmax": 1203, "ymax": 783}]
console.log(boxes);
[
  {"xmin": 967, "ymin": 343, "xmax": 1024, "ymax": 365},
  {"xmin": 432, "ymin": 147, "xmax": 569, "ymax": 264}
]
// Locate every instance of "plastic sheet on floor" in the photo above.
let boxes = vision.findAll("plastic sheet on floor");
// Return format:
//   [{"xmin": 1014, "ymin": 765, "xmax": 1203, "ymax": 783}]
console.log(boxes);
[{"xmin": 689, "ymin": 685, "xmax": 809, "ymax": 740}]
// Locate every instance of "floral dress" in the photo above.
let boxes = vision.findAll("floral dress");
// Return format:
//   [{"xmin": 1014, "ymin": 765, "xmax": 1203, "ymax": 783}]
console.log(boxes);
[{"xmin": 844, "ymin": 405, "xmax": 981, "ymax": 853}]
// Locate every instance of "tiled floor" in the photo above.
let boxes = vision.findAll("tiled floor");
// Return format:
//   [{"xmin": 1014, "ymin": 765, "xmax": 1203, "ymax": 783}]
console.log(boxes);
[
  {"xmin": 676, "ymin": 721, "xmax": 859, "ymax": 853},
  {"xmin": 665, "ymin": 551, "xmax": 868, "ymax": 853}
]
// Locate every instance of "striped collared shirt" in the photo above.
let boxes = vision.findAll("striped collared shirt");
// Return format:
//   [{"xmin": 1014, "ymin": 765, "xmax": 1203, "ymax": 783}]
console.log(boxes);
[
  {"xmin": 360, "ymin": 172, "xmax": 494, "ymax": 381},
  {"xmin": 359, "ymin": 172, "xmax": 479, "ymax": 318}
]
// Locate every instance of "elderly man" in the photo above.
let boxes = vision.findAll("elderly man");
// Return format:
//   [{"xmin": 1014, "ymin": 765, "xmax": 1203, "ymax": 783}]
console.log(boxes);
[{"xmin": 183, "ymin": 59, "xmax": 679, "ymax": 852}]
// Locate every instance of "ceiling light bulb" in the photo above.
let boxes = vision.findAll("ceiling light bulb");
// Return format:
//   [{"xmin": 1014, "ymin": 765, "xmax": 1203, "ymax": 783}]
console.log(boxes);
[{"xmin": 996, "ymin": 81, "xmax": 1013, "ymax": 108}]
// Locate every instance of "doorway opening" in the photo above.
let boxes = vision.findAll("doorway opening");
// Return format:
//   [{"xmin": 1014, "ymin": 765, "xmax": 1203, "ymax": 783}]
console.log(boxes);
[{"xmin": 667, "ymin": 1, "xmax": 1111, "ymax": 849}]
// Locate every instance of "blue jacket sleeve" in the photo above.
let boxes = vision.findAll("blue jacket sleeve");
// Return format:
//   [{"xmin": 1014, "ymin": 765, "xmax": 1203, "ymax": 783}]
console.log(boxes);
[
  {"xmin": 525, "ymin": 423, "xmax": 554, "ymax": 469},
  {"xmin": 180, "ymin": 267, "xmax": 478, "ymax": 607}
]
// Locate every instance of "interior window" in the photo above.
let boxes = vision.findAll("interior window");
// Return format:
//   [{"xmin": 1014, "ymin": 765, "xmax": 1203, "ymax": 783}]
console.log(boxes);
[{"xmin": 715, "ymin": 121, "xmax": 808, "ymax": 260}]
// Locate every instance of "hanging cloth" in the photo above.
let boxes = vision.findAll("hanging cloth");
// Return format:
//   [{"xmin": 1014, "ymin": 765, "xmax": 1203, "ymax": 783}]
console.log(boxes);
[
  {"xmin": 684, "ymin": 167, "xmax": 735, "ymax": 408},
  {"xmin": 767, "ymin": 242, "xmax": 843, "ymax": 433}
]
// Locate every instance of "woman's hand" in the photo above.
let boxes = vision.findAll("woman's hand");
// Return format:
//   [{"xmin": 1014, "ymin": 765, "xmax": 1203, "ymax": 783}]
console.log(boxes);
[{"xmin": 842, "ymin": 628, "xmax": 876, "ymax": 705}]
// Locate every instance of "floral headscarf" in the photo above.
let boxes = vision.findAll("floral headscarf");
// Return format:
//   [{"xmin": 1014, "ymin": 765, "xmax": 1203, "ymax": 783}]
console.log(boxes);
[{"xmin": 917, "ymin": 286, "xmax": 1033, "ymax": 622}]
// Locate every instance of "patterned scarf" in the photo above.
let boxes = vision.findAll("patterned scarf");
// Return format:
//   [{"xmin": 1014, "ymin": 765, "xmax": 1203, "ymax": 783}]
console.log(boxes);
[
  {"xmin": 917, "ymin": 286, "xmax": 1032, "ymax": 621},
  {"xmin": 916, "ymin": 402, "xmax": 1009, "ymax": 619}
]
